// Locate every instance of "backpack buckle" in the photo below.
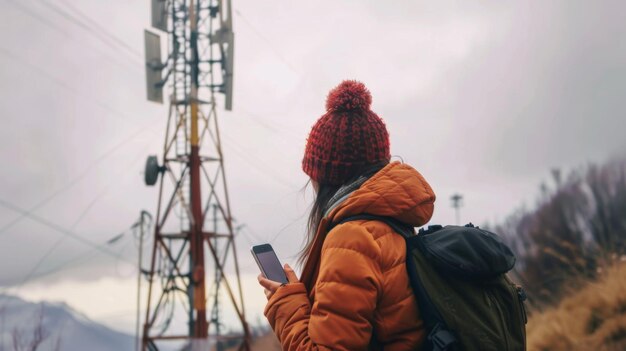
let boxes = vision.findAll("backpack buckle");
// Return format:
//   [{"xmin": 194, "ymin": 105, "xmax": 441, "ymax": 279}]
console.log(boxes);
[
  {"xmin": 517, "ymin": 286, "xmax": 527, "ymax": 302},
  {"xmin": 428, "ymin": 323, "xmax": 457, "ymax": 351},
  {"xmin": 418, "ymin": 225, "xmax": 443, "ymax": 235}
]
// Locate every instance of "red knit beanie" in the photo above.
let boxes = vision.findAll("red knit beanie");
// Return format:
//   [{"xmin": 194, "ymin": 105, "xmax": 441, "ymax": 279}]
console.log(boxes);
[{"xmin": 302, "ymin": 80, "xmax": 391, "ymax": 185}]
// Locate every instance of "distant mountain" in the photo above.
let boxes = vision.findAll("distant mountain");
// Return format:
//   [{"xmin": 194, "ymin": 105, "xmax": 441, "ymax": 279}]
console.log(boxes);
[{"xmin": 0, "ymin": 294, "xmax": 135, "ymax": 351}]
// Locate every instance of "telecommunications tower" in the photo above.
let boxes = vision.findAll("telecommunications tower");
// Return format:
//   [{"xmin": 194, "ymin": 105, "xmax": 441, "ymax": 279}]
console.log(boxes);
[
  {"xmin": 141, "ymin": 0, "xmax": 249, "ymax": 349},
  {"xmin": 450, "ymin": 193, "xmax": 463, "ymax": 225}
]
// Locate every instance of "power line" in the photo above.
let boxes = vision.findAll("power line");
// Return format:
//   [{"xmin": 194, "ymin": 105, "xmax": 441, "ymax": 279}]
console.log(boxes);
[
  {"xmin": 0, "ymin": 231, "xmax": 137, "ymax": 315},
  {"xmin": 0, "ymin": 48, "xmax": 158, "ymax": 236},
  {"xmin": 39, "ymin": 234, "xmax": 133, "ymax": 282},
  {"xmin": 0, "ymin": 13, "xmax": 163, "ymax": 240},
  {"xmin": 220, "ymin": 134, "xmax": 300, "ymax": 189},
  {"xmin": 234, "ymin": 109, "xmax": 302, "ymax": 140},
  {"xmin": 37, "ymin": 0, "xmax": 142, "ymax": 62},
  {"xmin": 234, "ymin": 9, "xmax": 299, "ymax": 74},
  {"xmin": 268, "ymin": 211, "xmax": 308, "ymax": 245},
  {"xmin": 32, "ymin": 246, "xmax": 105, "ymax": 279},
  {"xmin": 240, "ymin": 225, "xmax": 264, "ymax": 244},
  {"xmin": 4, "ymin": 0, "xmax": 70, "ymax": 36},
  {"xmin": 0, "ymin": 198, "xmax": 134, "ymax": 265},
  {"xmin": 56, "ymin": 0, "xmax": 143, "ymax": 59},
  {"xmin": 0, "ymin": 122, "xmax": 153, "ymax": 238},
  {"xmin": 0, "ymin": 45, "xmax": 159, "ymax": 236},
  {"xmin": 0, "ymin": 46, "xmax": 159, "ymax": 290},
  {"xmin": 10, "ymin": 138, "xmax": 156, "ymax": 292},
  {"xmin": 0, "ymin": 46, "xmax": 137, "ymax": 123},
  {"xmin": 2, "ymin": 229, "xmax": 132, "ymax": 296},
  {"xmin": 4, "ymin": 0, "xmax": 139, "ymax": 74}
]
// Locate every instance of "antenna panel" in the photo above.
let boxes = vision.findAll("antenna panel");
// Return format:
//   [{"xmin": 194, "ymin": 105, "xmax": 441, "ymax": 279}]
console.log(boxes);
[
  {"xmin": 151, "ymin": 0, "xmax": 168, "ymax": 32},
  {"xmin": 144, "ymin": 30, "xmax": 163, "ymax": 103},
  {"xmin": 224, "ymin": 32, "xmax": 234, "ymax": 111}
]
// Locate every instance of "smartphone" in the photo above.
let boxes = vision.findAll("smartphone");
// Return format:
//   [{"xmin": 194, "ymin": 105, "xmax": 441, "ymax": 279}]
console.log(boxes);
[{"xmin": 251, "ymin": 244, "xmax": 288, "ymax": 284}]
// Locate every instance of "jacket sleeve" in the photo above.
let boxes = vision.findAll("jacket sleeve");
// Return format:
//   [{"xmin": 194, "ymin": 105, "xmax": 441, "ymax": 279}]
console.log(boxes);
[{"xmin": 264, "ymin": 222, "xmax": 382, "ymax": 350}]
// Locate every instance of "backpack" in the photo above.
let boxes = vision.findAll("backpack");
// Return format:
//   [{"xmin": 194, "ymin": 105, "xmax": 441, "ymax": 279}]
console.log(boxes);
[{"xmin": 329, "ymin": 214, "xmax": 527, "ymax": 351}]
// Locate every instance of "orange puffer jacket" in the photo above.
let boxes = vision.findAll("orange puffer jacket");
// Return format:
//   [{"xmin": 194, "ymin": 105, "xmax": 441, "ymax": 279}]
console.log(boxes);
[{"xmin": 264, "ymin": 162, "xmax": 436, "ymax": 350}]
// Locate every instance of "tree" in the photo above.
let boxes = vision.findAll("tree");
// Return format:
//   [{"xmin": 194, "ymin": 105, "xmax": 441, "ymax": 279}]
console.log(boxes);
[
  {"xmin": 9, "ymin": 305, "xmax": 59, "ymax": 351},
  {"xmin": 497, "ymin": 158, "xmax": 626, "ymax": 306}
]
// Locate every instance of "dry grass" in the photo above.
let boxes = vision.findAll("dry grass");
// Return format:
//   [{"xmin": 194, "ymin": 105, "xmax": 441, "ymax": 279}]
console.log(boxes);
[
  {"xmin": 224, "ymin": 332, "xmax": 280, "ymax": 351},
  {"xmin": 527, "ymin": 260, "xmax": 626, "ymax": 351},
  {"xmin": 247, "ymin": 332, "xmax": 281, "ymax": 351}
]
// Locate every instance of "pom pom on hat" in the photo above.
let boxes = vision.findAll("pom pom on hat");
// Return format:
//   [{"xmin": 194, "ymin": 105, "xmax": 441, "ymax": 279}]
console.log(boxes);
[
  {"xmin": 325, "ymin": 80, "xmax": 372, "ymax": 111},
  {"xmin": 304, "ymin": 79, "xmax": 390, "ymax": 185}
]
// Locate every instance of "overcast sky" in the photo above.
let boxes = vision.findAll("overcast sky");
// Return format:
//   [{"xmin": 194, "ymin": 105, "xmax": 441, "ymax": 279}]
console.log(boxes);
[{"xmin": 0, "ymin": 0, "xmax": 624, "ymax": 335}]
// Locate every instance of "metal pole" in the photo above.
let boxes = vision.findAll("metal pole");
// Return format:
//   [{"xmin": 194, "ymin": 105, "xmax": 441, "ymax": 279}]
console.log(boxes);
[
  {"xmin": 213, "ymin": 204, "xmax": 223, "ymax": 351},
  {"xmin": 188, "ymin": 0, "xmax": 208, "ymax": 339},
  {"xmin": 135, "ymin": 211, "xmax": 148, "ymax": 351},
  {"xmin": 450, "ymin": 193, "xmax": 463, "ymax": 225}
]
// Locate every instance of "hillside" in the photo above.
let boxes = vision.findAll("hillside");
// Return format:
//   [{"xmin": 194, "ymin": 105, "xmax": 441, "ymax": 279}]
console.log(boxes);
[
  {"xmin": 526, "ymin": 260, "xmax": 626, "ymax": 351},
  {"xmin": 0, "ymin": 294, "xmax": 135, "ymax": 351}
]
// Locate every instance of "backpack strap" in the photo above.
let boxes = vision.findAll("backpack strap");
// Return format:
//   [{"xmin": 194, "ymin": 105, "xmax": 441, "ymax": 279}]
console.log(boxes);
[
  {"xmin": 329, "ymin": 214, "xmax": 459, "ymax": 351},
  {"xmin": 328, "ymin": 213, "xmax": 415, "ymax": 237}
]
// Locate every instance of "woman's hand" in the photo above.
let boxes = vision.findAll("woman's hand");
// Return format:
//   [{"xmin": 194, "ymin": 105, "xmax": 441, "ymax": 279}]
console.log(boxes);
[{"xmin": 257, "ymin": 264, "xmax": 299, "ymax": 300}]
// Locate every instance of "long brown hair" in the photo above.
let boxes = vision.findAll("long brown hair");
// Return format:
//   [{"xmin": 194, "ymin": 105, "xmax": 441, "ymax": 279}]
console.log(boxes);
[{"xmin": 297, "ymin": 161, "xmax": 389, "ymax": 267}]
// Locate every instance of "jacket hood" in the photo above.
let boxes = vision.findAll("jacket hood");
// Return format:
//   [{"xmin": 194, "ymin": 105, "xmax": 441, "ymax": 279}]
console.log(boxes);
[
  {"xmin": 325, "ymin": 161, "xmax": 436, "ymax": 227},
  {"xmin": 299, "ymin": 161, "xmax": 436, "ymax": 289}
]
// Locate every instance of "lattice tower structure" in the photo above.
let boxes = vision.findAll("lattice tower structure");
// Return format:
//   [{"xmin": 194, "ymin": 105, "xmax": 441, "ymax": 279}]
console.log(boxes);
[{"xmin": 141, "ymin": 0, "xmax": 248, "ymax": 350}]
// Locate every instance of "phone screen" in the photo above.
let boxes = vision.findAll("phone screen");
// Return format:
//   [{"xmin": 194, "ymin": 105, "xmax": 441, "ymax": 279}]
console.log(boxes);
[{"xmin": 252, "ymin": 244, "xmax": 288, "ymax": 284}]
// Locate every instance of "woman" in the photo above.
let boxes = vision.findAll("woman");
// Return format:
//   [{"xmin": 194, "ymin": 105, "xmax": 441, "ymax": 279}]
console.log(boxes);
[{"xmin": 258, "ymin": 80, "xmax": 436, "ymax": 350}]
